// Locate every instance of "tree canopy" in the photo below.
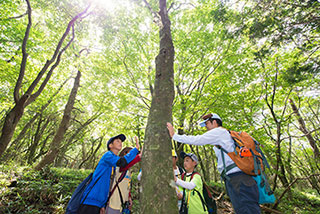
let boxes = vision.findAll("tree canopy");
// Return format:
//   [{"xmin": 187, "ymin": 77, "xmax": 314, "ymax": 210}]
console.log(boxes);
[{"xmin": 0, "ymin": 0, "xmax": 319, "ymax": 213}]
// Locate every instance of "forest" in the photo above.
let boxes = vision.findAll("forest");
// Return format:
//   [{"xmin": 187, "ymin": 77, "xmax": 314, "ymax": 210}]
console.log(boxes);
[{"xmin": 0, "ymin": 0, "xmax": 319, "ymax": 213}]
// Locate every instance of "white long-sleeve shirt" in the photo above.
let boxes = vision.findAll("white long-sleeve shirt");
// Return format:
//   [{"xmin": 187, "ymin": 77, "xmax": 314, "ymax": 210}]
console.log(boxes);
[
  {"xmin": 172, "ymin": 127, "xmax": 241, "ymax": 175},
  {"xmin": 176, "ymin": 172, "xmax": 196, "ymax": 190}
]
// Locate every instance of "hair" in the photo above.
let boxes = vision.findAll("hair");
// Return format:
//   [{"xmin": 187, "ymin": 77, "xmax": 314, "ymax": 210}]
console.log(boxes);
[
  {"xmin": 209, "ymin": 118, "xmax": 223, "ymax": 127},
  {"xmin": 108, "ymin": 137, "xmax": 121, "ymax": 150},
  {"xmin": 119, "ymin": 146, "xmax": 133, "ymax": 157}
]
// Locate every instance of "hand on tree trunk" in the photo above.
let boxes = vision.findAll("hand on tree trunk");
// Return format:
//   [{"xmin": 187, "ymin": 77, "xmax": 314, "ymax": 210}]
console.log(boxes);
[{"xmin": 167, "ymin": 122, "xmax": 175, "ymax": 138}]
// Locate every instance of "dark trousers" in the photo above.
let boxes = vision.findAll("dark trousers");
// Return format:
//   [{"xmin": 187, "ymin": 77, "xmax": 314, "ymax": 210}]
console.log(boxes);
[
  {"xmin": 225, "ymin": 171, "xmax": 260, "ymax": 214},
  {"xmin": 78, "ymin": 204, "xmax": 100, "ymax": 214}
]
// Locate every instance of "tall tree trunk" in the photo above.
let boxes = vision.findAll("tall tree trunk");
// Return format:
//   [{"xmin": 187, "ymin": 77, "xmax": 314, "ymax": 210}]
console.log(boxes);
[
  {"xmin": 0, "ymin": 1, "xmax": 89, "ymax": 158},
  {"xmin": 202, "ymin": 146, "xmax": 211, "ymax": 182},
  {"xmin": 1, "ymin": 109, "xmax": 37, "ymax": 162},
  {"xmin": 289, "ymin": 98, "xmax": 319, "ymax": 159},
  {"xmin": 276, "ymin": 123, "xmax": 289, "ymax": 188},
  {"xmin": 54, "ymin": 113, "xmax": 101, "ymax": 167},
  {"xmin": 210, "ymin": 149, "xmax": 218, "ymax": 182},
  {"xmin": 78, "ymin": 137, "xmax": 103, "ymax": 169},
  {"xmin": 1, "ymin": 76, "xmax": 70, "ymax": 163},
  {"xmin": 35, "ymin": 71, "xmax": 81, "ymax": 170},
  {"xmin": 28, "ymin": 115, "xmax": 51, "ymax": 164},
  {"xmin": 140, "ymin": 0, "xmax": 176, "ymax": 213}
]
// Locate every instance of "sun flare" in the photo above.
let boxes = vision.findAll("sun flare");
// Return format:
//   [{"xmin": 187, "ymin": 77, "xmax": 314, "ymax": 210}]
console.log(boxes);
[{"xmin": 91, "ymin": 0, "xmax": 119, "ymax": 12}]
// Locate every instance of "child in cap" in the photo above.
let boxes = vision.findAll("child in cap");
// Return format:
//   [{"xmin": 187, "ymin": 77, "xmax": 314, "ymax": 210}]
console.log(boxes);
[
  {"xmin": 106, "ymin": 137, "xmax": 142, "ymax": 214},
  {"xmin": 175, "ymin": 152, "xmax": 207, "ymax": 214},
  {"xmin": 78, "ymin": 134, "xmax": 140, "ymax": 214}
]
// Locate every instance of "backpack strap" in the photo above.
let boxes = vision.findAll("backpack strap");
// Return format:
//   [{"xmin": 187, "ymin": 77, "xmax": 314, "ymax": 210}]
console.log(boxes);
[
  {"xmin": 190, "ymin": 171, "xmax": 200, "ymax": 180},
  {"xmin": 180, "ymin": 172, "xmax": 189, "ymax": 212},
  {"xmin": 80, "ymin": 172, "xmax": 102, "ymax": 204},
  {"xmin": 193, "ymin": 188, "xmax": 207, "ymax": 212},
  {"xmin": 217, "ymin": 145, "xmax": 237, "ymax": 181},
  {"xmin": 188, "ymin": 172, "xmax": 207, "ymax": 212},
  {"xmin": 115, "ymin": 170, "xmax": 129, "ymax": 207},
  {"xmin": 117, "ymin": 184, "xmax": 125, "ymax": 207},
  {"xmin": 180, "ymin": 172, "xmax": 199, "ymax": 209},
  {"xmin": 191, "ymin": 172, "xmax": 208, "ymax": 212},
  {"xmin": 106, "ymin": 168, "xmax": 126, "ymax": 205},
  {"xmin": 178, "ymin": 166, "xmax": 185, "ymax": 178}
]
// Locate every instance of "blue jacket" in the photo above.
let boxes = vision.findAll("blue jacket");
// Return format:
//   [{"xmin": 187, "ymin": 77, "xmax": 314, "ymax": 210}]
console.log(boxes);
[{"xmin": 80, "ymin": 148, "xmax": 139, "ymax": 208}]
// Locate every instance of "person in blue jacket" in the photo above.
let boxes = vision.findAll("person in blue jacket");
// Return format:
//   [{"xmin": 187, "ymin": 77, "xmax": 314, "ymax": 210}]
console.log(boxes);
[{"xmin": 78, "ymin": 134, "xmax": 140, "ymax": 214}]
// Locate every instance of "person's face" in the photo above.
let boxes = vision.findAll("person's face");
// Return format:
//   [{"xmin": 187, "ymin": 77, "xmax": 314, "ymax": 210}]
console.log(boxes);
[
  {"xmin": 205, "ymin": 120, "xmax": 217, "ymax": 131},
  {"xmin": 109, "ymin": 138, "xmax": 122, "ymax": 152},
  {"xmin": 183, "ymin": 157, "xmax": 197, "ymax": 172}
]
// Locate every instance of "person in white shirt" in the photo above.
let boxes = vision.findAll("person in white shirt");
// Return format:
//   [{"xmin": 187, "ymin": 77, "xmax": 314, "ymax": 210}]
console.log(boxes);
[{"xmin": 167, "ymin": 113, "xmax": 260, "ymax": 214}]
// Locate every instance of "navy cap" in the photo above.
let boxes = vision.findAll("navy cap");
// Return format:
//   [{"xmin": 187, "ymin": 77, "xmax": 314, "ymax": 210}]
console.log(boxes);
[
  {"xmin": 180, "ymin": 151, "xmax": 198, "ymax": 164},
  {"xmin": 107, "ymin": 134, "xmax": 126, "ymax": 150}
]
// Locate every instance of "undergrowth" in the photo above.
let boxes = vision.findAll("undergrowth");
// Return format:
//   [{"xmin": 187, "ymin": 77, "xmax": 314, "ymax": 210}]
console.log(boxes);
[{"xmin": 0, "ymin": 165, "xmax": 319, "ymax": 213}]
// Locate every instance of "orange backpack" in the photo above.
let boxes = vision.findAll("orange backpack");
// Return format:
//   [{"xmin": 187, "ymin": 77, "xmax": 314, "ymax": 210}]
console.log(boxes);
[
  {"xmin": 217, "ymin": 130, "xmax": 275, "ymax": 204},
  {"xmin": 217, "ymin": 130, "xmax": 269, "ymax": 177}
]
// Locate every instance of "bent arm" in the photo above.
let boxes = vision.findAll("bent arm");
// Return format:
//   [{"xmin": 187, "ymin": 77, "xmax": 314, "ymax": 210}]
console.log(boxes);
[
  {"xmin": 116, "ymin": 148, "xmax": 139, "ymax": 168},
  {"xmin": 103, "ymin": 148, "xmax": 139, "ymax": 167},
  {"xmin": 120, "ymin": 155, "xmax": 141, "ymax": 172},
  {"xmin": 176, "ymin": 178, "xmax": 196, "ymax": 190}
]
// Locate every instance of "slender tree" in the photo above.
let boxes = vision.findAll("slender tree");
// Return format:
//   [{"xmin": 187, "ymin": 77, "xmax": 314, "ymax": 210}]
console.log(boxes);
[
  {"xmin": 289, "ymin": 98, "xmax": 319, "ymax": 159},
  {"xmin": 35, "ymin": 71, "xmax": 81, "ymax": 170},
  {"xmin": 0, "ymin": 0, "xmax": 89, "ymax": 158},
  {"xmin": 140, "ymin": 0, "xmax": 177, "ymax": 213}
]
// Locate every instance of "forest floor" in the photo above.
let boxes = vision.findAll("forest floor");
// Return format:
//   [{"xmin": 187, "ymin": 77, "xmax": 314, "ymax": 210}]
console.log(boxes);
[{"xmin": 0, "ymin": 165, "xmax": 319, "ymax": 214}]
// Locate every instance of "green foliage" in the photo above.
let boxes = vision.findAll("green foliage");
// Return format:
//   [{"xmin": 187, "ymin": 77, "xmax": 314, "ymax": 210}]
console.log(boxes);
[
  {"xmin": 1, "ymin": 165, "xmax": 319, "ymax": 213},
  {"xmin": 274, "ymin": 188, "xmax": 320, "ymax": 214},
  {"xmin": 0, "ymin": 165, "xmax": 90, "ymax": 214},
  {"xmin": 0, "ymin": 0, "xmax": 319, "ymax": 212}
]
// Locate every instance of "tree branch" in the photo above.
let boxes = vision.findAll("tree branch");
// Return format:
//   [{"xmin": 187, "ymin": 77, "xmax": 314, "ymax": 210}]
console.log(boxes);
[
  {"xmin": 14, "ymin": 0, "xmax": 32, "ymax": 103},
  {"xmin": 142, "ymin": 0, "xmax": 161, "ymax": 26},
  {"xmin": 273, "ymin": 174, "xmax": 320, "ymax": 209},
  {"xmin": 24, "ymin": 5, "xmax": 90, "ymax": 100},
  {"xmin": 4, "ymin": 12, "xmax": 28, "ymax": 20}
]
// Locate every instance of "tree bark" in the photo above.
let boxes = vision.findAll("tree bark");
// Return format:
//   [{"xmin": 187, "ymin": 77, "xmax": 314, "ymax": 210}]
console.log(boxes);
[
  {"xmin": 35, "ymin": 71, "xmax": 81, "ymax": 170},
  {"xmin": 1, "ymin": 77, "xmax": 69, "ymax": 163},
  {"xmin": 0, "ymin": 2, "xmax": 89, "ymax": 158},
  {"xmin": 289, "ymin": 98, "xmax": 319, "ymax": 159},
  {"xmin": 78, "ymin": 137, "xmax": 103, "ymax": 169},
  {"xmin": 54, "ymin": 112, "xmax": 101, "ymax": 167},
  {"xmin": 140, "ymin": 0, "xmax": 177, "ymax": 213},
  {"xmin": 27, "ymin": 115, "xmax": 51, "ymax": 164}
]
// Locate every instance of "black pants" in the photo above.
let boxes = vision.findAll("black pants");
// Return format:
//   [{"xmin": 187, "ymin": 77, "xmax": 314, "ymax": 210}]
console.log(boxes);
[{"xmin": 78, "ymin": 204, "xmax": 100, "ymax": 214}]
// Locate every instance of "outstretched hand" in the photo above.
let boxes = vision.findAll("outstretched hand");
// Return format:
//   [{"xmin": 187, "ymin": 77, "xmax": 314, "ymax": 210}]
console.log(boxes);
[
  {"xmin": 167, "ymin": 122, "xmax": 175, "ymax": 138},
  {"xmin": 135, "ymin": 136, "xmax": 140, "ymax": 151}
]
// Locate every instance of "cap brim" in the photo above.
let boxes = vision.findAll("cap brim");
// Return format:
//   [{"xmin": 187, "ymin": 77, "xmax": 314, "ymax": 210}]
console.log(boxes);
[
  {"xmin": 180, "ymin": 151, "xmax": 187, "ymax": 159},
  {"xmin": 199, "ymin": 119, "xmax": 208, "ymax": 127},
  {"xmin": 180, "ymin": 152, "xmax": 198, "ymax": 164},
  {"xmin": 116, "ymin": 134, "xmax": 126, "ymax": 142},
  {"xmin": 110, "ymin": 134, "xmax": 126, "ymax": 142}
]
